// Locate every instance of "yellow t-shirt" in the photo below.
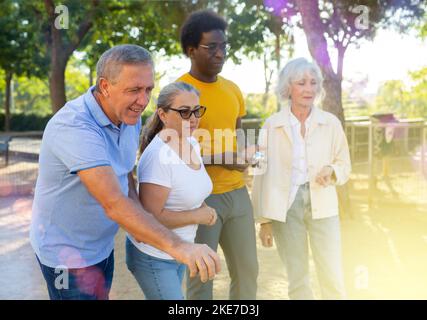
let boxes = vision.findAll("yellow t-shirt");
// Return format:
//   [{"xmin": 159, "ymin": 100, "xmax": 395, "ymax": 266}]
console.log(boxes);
[{"xmin": 177, "ymin": 73, "xmax": 246, "ymax": 194}]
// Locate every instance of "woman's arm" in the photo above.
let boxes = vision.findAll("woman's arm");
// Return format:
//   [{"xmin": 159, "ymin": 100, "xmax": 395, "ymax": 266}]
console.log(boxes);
[
  {"xmin": 128, "ymin": 172, "xmax": 139, "ymax": 202},
  {"xmin": 329, "ymin": 121, "xmax": 352, "ymax": 186},
  {"xmin": 139, "ymin": 183, "xmax": 217, "ymax": 229},
  {"xmin": 315, "ymin": 121, "xmax": 351, "ymax": 187}
]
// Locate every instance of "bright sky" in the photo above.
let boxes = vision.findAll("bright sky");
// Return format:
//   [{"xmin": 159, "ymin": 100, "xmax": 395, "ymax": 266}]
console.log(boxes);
[{"xmin": 159, "ymin": 28, "xmax": 427, "ymax": 96}]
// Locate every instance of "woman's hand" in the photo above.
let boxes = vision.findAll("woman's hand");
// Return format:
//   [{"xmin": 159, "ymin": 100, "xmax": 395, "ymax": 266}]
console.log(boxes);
[
  {"xmin": 195, "ymin": 203, "xmax": 218, "ymax": 226},
  {"xmin": 259, "ymin": 222, "xmax": 274, "ymax": 247},
  {"xmin": 315, "ymin": 165, "xmax": 335, "ymax": 187}
]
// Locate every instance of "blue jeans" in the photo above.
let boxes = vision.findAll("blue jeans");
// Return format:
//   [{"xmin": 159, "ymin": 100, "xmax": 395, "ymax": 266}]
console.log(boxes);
[
  {"xmin": 126, "ymin": 238, "xmax": 186, "ymax": 300},
  {"xmin": 36, "ymin": 250, "xmax": 114, "ymax": 300},
  {"xmin": 272, "ymin": 183, "xmax": 346, "ymax": 300}
]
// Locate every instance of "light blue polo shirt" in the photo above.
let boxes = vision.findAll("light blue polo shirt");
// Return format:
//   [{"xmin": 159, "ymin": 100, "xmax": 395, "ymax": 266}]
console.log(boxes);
[{"xmin": 30, "ymin": 87, "xmax": 141, "ymax": 268}]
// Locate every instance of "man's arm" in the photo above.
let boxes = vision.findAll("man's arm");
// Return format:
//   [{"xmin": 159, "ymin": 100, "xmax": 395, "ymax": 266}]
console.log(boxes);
[
  {"xmin": 202, "ymin": 152, "xmax": 249, "ymax": 172},
  {"xmin": 201, "ymin": 117, "xmax": 250, "ymax": 172},
  {"xmin": 77, "ymin": 166, "xmax": 220, "ymax": 282}
]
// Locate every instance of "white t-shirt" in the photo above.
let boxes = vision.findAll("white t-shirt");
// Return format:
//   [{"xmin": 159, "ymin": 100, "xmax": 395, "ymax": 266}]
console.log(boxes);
[{"xmin": 128, "ymin": 134, "xmax": 213, "ymax": 260}]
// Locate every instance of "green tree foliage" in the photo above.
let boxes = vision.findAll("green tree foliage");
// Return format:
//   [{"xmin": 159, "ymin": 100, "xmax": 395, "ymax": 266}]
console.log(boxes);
[
  {"xmin": 373, "ymin": 67, "xmax": 427, "ymax": 118},
  {"xmin": 263, "ymin": 0, "xmax": 426, "ymax": 124},
  {"xmin": 20, "ymin": 0, "xmax": 198, "ymax": 113},
  {"xmin": 408, "ymin": 67, "xmax": 427, "ymax": 117},
  {"xmin": 373, "ymin": 80, "xmax": 409, "ymax": 116},
  {"xmin": 0, "ymin": 0, "xmax": 48, "ymax": 130},
  {"xmin": 244, "ymin": 93, "xmax": 278, "ymax": 120},
  {"xmin": 2, "ymin": 0, "xmax": 426, "ymax": 125},
  {"xmin": 4, "ymin": 56, "xmax": 92, "ymax": 117},
  {"xmin": 13, "ymin": 76, "xmax": 50, "ymax": 115}
]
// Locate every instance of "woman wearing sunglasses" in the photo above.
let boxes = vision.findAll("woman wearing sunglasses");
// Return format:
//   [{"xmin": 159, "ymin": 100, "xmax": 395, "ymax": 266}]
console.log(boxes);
[{"xmin": 125, "ymin": 81, "xmax": 217, "ymax": 300}]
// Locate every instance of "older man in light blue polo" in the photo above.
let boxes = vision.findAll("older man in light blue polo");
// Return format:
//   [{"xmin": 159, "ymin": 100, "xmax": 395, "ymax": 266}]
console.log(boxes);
[{"xmin": 30, "ymin": 44, "xmax": 220, "ymax": 300}]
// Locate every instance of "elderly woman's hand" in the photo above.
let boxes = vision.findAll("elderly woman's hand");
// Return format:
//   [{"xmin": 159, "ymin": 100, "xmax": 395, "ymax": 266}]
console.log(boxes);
[
  {"xmin": 259, "ymin": 222, "xmax": 274, "ymax": 247},
  {"xmin": 315, "ymin": 165, "xmax": 335, "ymax": 187}
]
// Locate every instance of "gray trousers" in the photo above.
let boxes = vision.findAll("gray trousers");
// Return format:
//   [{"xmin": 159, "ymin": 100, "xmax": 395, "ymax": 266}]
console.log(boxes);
[
  {"xmin": 272, "ymin": 183, "xmax": 346, "ymax": 300},
  {"xmin": 186, "ymin": 186, "xmax": 258, "ymax": 300}
]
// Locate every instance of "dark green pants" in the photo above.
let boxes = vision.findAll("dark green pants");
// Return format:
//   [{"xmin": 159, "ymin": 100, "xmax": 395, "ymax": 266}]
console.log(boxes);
[{"xmin": 186, "ymin": 186, "xmax": 258, "ymax": 300}]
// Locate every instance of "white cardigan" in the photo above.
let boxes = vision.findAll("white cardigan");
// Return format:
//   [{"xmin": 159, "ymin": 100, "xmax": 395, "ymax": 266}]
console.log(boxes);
[{"xmin": 251, "ymin": 106, "xmax": 351, "ymax": 223}]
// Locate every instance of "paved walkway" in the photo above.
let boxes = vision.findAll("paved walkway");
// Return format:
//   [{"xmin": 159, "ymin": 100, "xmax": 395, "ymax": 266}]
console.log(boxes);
[
  {"xmin": 2, "ymin": 188, "xmax": 427, "ymax": 299},
  {"xmin": 0, "ymin": 195, "xmax": 292, "ymax": 300},
  {"xmin": 1, "ymin": 139, "xmax": 427, "ymax": 299}
]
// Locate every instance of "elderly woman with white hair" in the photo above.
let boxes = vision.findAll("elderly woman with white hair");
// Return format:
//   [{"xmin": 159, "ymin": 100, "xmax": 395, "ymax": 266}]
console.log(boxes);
[{"xmin": 252, "ymin": 57, "xmax": 351, "ymax": 300}]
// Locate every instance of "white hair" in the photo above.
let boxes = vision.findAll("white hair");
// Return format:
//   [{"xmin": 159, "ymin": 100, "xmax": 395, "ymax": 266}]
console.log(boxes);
[{"xmin": 275, "ymin": 57, "xmax": 324, "ymax": 108}]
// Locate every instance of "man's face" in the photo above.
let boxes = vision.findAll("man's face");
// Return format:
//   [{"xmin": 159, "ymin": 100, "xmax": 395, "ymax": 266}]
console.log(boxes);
[
  {"xmin": 190, "ymin": 29, "xmax": 227, "ymax": 78},
  {"xmin": 104, "ymin": 63, "xmax": 154, "ymax": 126}
]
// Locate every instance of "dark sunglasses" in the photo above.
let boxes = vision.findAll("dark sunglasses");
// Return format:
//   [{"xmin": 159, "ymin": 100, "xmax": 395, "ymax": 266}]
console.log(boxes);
[{"xmin": 167, "ymin": 105, "xmax": 207, "ymax": 120}]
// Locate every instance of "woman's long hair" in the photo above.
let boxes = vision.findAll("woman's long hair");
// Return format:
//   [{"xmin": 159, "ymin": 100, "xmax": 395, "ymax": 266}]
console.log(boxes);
[{"xmin": 140, "ymin": 81, "xmax": 199, "ymax": 154}]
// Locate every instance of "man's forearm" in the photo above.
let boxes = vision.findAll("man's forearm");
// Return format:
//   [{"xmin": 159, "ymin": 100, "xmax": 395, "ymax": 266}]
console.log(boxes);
[
  {"xmin": 78, "ymin": 166, "xmax": 188, "ymax": 262},
  {"xmin": 106, "ymin": 196, "xmax": 184, "ymax": 259},
  {"xmin": 202, "ymin": 152, "xmax": 249, "ymax": 171}
]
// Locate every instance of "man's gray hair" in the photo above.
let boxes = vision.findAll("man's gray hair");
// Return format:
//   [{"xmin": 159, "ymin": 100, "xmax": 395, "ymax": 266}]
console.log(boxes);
[{"xmin": 95, "ymin": 44, "xmax": 153, "ymax": 91}]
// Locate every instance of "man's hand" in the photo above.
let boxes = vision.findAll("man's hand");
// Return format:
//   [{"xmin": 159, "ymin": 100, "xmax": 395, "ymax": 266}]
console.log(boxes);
[
  {"xmin": 221, "ymin": 152, "xmax": 249, "ymax": 172},
  {"xmin": 174, "ymin": 242, "xmax": 221, "ymax": 283},
  {"xmin": 242, "ymin": 145, "xmax": 259, "ymax": 163},
  {"xmin": 205, "ymin": 149, "xmax": 269, "ymax": 172},
  {"xmin": 259, "ymin": 223, "xmax": 274, "ymax": 247},
  {"xmin": 315, "ymin": 165, "xmax": 335, "ymax": 187},
  {"xmin": 222, "ymin": 163, "xmax": 249, "ymax": 172}
]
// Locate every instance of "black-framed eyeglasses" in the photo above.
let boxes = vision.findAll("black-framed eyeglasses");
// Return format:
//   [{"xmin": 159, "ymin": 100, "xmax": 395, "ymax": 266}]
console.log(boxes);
[
  {"xmin": 167, "ymin": 105, "xmax": 207, "ymax": 119},
  {"xmin": 198, "ymin": 42, "xmax": 230, "ymax": 55}
]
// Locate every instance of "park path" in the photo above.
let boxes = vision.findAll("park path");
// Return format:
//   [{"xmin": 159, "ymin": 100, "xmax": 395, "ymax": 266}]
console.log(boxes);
[{"xmin": 1, "ymin": 186, "xmax": 427, "ymax": 299}]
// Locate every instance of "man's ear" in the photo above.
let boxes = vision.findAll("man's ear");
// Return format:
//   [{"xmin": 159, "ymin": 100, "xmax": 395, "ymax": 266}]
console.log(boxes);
[
  {"xmin": 187, "ymin": 46, "xmax": 196, "ymax": 59},
  {"xmin": 98, "ymin": 78, "xmax": 110, "ymax": 97}
]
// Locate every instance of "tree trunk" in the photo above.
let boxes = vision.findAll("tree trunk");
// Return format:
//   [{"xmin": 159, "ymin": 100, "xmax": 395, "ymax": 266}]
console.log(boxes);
[
  {"xmin": 322, "ymin": 71, "xmax": 345, "ymax": 125},
  {"xmin": 296, "ymin": 0, "xmax": 351, "ymax": 218},
  {"xmin": 44, "ymin": 0, "xmax": 96, "ymax": 113},
  {"xmin": 45, "ymin": 0, "xmax": 67, "ymax": 113},
  {"xmin": 4, "ymin": 71, "xmax": 12, "ymax": 132},
  {"xmin": 49, "ymin": 51, "xmax": 67, "ymax": 113},
  {"xmin": 274, "ymin": 33, "xmax": 281, "ymax": 112},
  {"xmin": 262, "ymin": 53, "xmax": 273, "ymax": 108},
  {"xmin": 274, "ymin": 32, "xmax": 281, "ymax": 72},
  {"xmin": 295, "ymin": 0, "xmax": 345, "ymax": 125}
]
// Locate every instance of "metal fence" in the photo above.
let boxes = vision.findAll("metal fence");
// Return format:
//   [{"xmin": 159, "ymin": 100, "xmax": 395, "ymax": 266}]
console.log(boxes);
[
  {"xmin": 345, "ymin": 118, "xmax": 427, "ymax": 207},
  {"xmin": 0, "ymin": 132, "xmax": 42, "ymax": 196},
  {"xmin": 1, "ymin": 117, "xmax": 426, "ymax": 203}
]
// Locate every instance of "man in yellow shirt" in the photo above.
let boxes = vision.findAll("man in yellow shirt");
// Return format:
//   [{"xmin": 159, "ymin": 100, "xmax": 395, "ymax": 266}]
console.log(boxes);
[{"xmin": 178, "ymin": 10, "xmax": 258, "ymax": 300}]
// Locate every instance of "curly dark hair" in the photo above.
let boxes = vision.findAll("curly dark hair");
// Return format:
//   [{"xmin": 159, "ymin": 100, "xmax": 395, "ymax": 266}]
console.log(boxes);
[{"xmin": 180, "ymin": 9, "xmax": 228, "ymax": 56}]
